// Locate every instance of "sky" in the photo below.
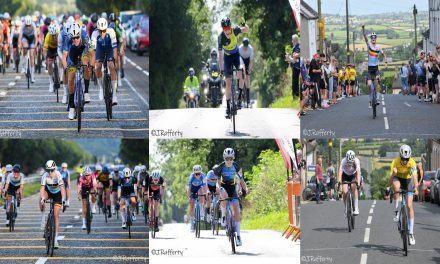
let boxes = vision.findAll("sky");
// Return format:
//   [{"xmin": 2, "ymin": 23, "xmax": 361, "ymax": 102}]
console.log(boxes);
[{"xmin": 303, "ymin": 0, "xmax": 428, "ymax": 15}]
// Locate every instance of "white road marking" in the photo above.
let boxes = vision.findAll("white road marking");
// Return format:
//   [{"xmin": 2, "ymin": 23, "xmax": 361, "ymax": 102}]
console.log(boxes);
[
  {"xmin": 136, "ymin": 66, "xmax": 142, "ymax": 71},
  {"xmin": 57, "ymin": 236, "xmax": 65, "ymax": 240},
  {"xmin": 360, "ymin": 253, "xmax": 368, "ymax": 264},
  {"xmin": 0, "ymin": 92, "xmax": 6, "ymax": 96},
  {"xmin": 142, "ymin": 70, "xmax": 149, "ymax": 76},
  {"xmin": 384, "ymin": 117, "xmax": 389, "ymax": 130},
  {"xmin": 15, "ymin": 76, "xmax": 20, "ymax": 80},
  {"xmin": 126, "ymin": 57, "xmax": 149, "ymax": 76},
  {"xmin": 383, "ymin": 107, "xmax": 386, "ymax": 114},
  {"xmin": 123, "ymin": 78, "xmax": 148, "ymax": 107},
  {"xmin": 363, "ymin": 228, "xmax": 370, "ymax": 243},
  {"xmin": 35, "ymin": 257, "xmax": 48, "ymax": 264},
  {"xmin": 74, "ymin": 216, "xmax": 80, "ymax": 219},
  {"xmin": 404, "ymin": 102, "xmax": 412, "ymax": 107},
  {"xmin": 8, "ymin": 82, "xmax": 15, "ymax": 86},
  {"xmin": 367, "ymin": 216, "xmax": 372, "ymax": 225},
  {"xmin": 66, "ymin": 225, "xmax": 73, "ymax": 228},
  {"xmin": 369, "ymin": 208, "xmax": 374, "ymax": 214},
  {"xmin": 371, "ymin": 204, "xmax": 375, "ymax": 208},
  {"xmin": 373, "ymin": 200, "xmax": 376, "ymax": 205}
]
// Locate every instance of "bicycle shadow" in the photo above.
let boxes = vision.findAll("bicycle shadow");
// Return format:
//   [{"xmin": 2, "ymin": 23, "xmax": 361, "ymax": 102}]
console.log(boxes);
[
  {"xmin": 226, "ymin": 131, "xmax": 252, "ymax": 137},
  {"xmin": 233, "ymin": 251, "xmax": 261, "ymax": 256},
  {"xmin": 152, "ymin": 237, "xmax": 176, "ymax": 240},
  {"xmin": 312, "ymin": 227, "xmax": 351, "ymax": 233},
  {"xmin": 353, "ymin": 243, "xmax": 406, "ymax": 257}
]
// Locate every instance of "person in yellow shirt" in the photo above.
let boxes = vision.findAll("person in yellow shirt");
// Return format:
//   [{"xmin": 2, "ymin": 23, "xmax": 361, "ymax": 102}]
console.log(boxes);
[
  {"xmin": 349, "ymin": 64, "xmax": 357, "ymax": 97},
  {"xmin": 43, "ymin": 24, "xmax": 59, "ymax": 93},
  {"xmin": 338, "ymin": 66, "xmax": 345, "ymax": 100},
  {"xmin": 389, "ymin": 144, "xmax": 419, "ymax": 246}
]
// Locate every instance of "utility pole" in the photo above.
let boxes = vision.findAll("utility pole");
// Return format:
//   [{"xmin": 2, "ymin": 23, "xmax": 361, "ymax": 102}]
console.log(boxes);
[
  {"xmin": 318, "ymin": 0, "xmax": 323, "ymax": 53},
  {"xmin": 353, "ymin": 30, "xmax": 356, "ymax": 65},
  {"xmin": 413, "ymin": 4, "xmax": 418, "ymax": 63},
  {"xmin": 346, "ymin": 0, "xmax": 350, "ymax": 64}
]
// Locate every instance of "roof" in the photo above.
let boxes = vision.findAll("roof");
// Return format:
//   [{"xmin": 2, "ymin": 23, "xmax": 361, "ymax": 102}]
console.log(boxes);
[{"xmin": 301, "ymin": 1, "xmax": 318, "ymax": 20}]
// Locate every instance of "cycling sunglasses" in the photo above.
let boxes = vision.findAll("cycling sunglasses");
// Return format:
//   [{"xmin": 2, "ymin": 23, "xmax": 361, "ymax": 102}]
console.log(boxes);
[
  {"xmin": 46, "ymin": 168, "xmax": 55, "ymax": 173},
  {"xmin": 99, "ymin": 29, "xmax": 107, "ymax": 34},
  {"xmin": 71, "ymin": 36, "xmax": 80, "ymax": 40},
  {"xmin": 224, "ymin": 157, "xmax": 234, "ymax": 161},
  {"xmin": 401, "ymin": 157, "xmax": 410, "ymax": 162}
]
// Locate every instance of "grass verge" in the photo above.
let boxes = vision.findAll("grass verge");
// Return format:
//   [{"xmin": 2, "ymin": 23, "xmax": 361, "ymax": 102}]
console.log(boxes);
[
  {"xmin": 270, "ymin": 95, "xmax": 299, "ymax": 109},
  {"xmin": 241, "ymin": 209, "xmax": 289, "ymax": 232},
  {"xmin": 0, "ymin": 181, "xmax": 41, "ymax": 206}
]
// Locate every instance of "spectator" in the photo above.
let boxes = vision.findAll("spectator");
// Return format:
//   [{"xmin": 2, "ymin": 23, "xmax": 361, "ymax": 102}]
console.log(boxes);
[
  {"xmin": 409, "ymin": 60, "xmax": 416, "ymax": 95},
  {"xmin": 315, "ymin": 157, "xmax": 324, "ymax": 204},
  {"xmin": 400, "ymin": 62, "xmax": 409, "ymax": 95},
  {"xmin": 326, "ymin": 161, "xmax": 336, "ymax": 201},
  {"xmin": 309, "ymin": 53, "xmax": 322, "ymax": 110},
  {"xmin": 298, "ymin": 58, "xmax": 310, "ymax": 117},
  {"xmin": 321, "ymin": 58, "xmax": 331, "ymax": 108},
  {"xmin": 285, "ymin": 34, "xmax": 300, "ymax": 100},
  {"xmin": 417, "ymin": 162, "xmax": 424, "ymax": 203},
  {"xmin": 415, "ymin": 51, "xmax": 427, "ymax": 102},
  {"xmin": 330, "ymin": 58, "xmax": 339, "ymax": 105},
  {"xmin": 337, "ymin": 66, "xmax": 346, "ymax": 100}
]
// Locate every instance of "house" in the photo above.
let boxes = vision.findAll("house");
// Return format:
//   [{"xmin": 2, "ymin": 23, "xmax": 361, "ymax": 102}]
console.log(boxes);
[{"xmin": 301, "ymin": 1, "xmax": 319, "ymax": 60}]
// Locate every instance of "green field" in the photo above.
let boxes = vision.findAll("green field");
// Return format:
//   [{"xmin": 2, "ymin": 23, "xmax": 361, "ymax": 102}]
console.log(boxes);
[{"xmin": 241, "ymin": 209, "xmax": 290, "ymax": 232}]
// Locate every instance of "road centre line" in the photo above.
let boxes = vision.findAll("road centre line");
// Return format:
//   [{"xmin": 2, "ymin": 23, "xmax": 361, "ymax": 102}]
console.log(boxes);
[
  {"xmin": 363, "ymin": 228, "xmax": 370, "ymax": 243},
  {"xmin": 35, "ymin": 257, "xmax": 47, "ymax": 264},
  {"xmin": 369, "ymin": 208, "xmax": 374, "ymax": 214},
  {"xmin": 383, "ymin": 107, "xmax": 386, "ymax": 115},
  {"xmin": 367, "ymin": 216, "xmax": 372, "ymax": 225},
  {"xmin": 384, "ymin": 117, "xmax": 389, "ymax": 130},
  {"xmin": 404, "ymin": 102, "xmax": 412, "ymax": 107},
  {"xmin": 360, "ymin": 253, "xmax": 367, "ymax": 264}
]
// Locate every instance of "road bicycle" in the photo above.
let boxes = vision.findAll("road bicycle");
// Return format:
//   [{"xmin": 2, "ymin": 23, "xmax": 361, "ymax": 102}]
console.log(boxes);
[
  {"xmin": 340, "ymin": 181, "xmax": 358, "ymax": 232},
  {"xmin": 391, "ymin": 189, "xmax": 411, "ymax": 256},
  {"xmin": 52, "ymin": 58, "xmax": 61, "ymax": 103},
  {"xmin": 218, "ymin": 197, "xmax": 237, "ymax": 254},
  {"xmin": 192, "ymin": 193, "xmax": 207, "ymax": 238},
  {"xmin": 210, "ymin": 192, "xmax": 220, "ymax": 235},
  {"xmin": 6, "ymin": 193, "xmax": 19, "ymax": 232},
  {"xmin": 148, "ymin": 194, "xmax": 159, "ymax": 239},
  {"xmin": 121, "ymin": 196, "xmax": 133, "ymax": 238},
  {"xmin": 43, "ymin": 199, "xmax": 56, "ymax": 256}
]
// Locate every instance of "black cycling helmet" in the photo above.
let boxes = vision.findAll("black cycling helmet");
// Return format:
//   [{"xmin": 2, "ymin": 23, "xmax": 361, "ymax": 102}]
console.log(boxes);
[
  {"xmin": 44, "ymin": 17, "xmax": 51, "ymax": 26},
  {"xmin": 13, "ymin": 164, "xmax": 21, "ymax": 172},
  {"xmin": 221, "ymin": 17, "xmax": 231, "ymax": 28},
  {"xmin": 243, "ymin": 38, "xmax": 249, "ymax": 47},
  {"xmin": 90, "ymin": 13, "xmax": 98, "ymax": 23},
  {"xmin": 109, "ymin": 13, "xmax": 116, "ymax": 22}
]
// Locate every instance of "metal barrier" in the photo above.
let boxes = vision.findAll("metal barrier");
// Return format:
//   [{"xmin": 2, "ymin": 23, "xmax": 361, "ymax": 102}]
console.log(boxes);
[{"xmin": 282, "ymin": 181, "xmax": 300, "ymax": 241}]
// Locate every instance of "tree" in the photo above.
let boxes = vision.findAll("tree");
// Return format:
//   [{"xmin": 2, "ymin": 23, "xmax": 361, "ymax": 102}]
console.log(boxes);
[
  {"xmin": 76, "ymin": 0, "xmax": 150, "ymax": 15},
  {"xmin": 119, "ymin": 139, "xmax": 148, "ymax": 167}
]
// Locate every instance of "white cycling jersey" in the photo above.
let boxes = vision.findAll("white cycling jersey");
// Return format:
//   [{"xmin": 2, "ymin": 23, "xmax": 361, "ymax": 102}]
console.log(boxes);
[
  {"xmin": 340, "ymin": 157, "xmax": 360, "ymax": 175},
  {"xmin": 239, "ymin": 44, "xmax": 253, "ymax": 59}
]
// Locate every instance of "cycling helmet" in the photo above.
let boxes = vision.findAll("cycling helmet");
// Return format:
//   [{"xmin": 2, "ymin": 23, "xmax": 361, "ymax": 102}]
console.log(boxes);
[
  {"xmin": 90, "ymin": 13, "xmax": 98, "ymax": 23},
  {"xmin": 13, "ymin": 164, "xmax": 21, "ymax": 172},
  {"xmin": 24, "ymin": 15, "xmax": 32, "ymax": 26},
  {"xmin": 69, "ymin": 22, "xmax": 81, "ymax": 37},
  {"xmin": 346, "ymin": 150, "xmax": 356, "ymax": 163},
  {"xmin": 188, "ymin": 67, "xmax": 195, "ymax": 76},
  {"xmin": 97, "ymin": 18, "xmax": 107, "ymax": 31},
  {"xmin": 48, "ymin": 24, "xmax": 57, "ymax": 35},
  {"xmin": 114, "ymin": 166, "xmax": 119, "ymax": 172},
  {"xmin": 5, "ymin": 164, "xmax": 12, "ymax": 172},
  {"xmin": 221, "ymin": 17, "xmax": 231, "ymax": 28},
  {"xmin": 134, "ymin": 165, "xmax": 141, "ymax": 172},
  {"xmin": 370, "ymin": 32, "xmax": 377, "ymax": 39},
  {"xmin": 223, "ymin": 148, "xmax": 235, "ymax": 159},
  {"xmin": 101, "ymin": 12, "xmax": 108, "ymax": 20},
  {"xmin": 243, "ymin": 38, "xmax": 249, "ymax": 47},
  {"xmin": 61, "ymin": 162, "xmax": 68, "ymax": 168},
  {"xmin": 140, "ymin": 165, "xmax": 147, "ymax": 173},
  {"xmin": 210, "ymin": 48, "xmax": 217, "ymax": 57},
  {"xmin": 4, "ymin": 12, "xmax": 10, "ymax": 20},
  {"xmin": 399, "ymin": 145, "xmax": 412, "ymax": 159},
  {"xmin": 212, "ymin": 164, "xmax": 219, "ymax": 171},
  {"xmin": 83, "ymin": 166, "xmax": 92, "ymax": 176},
  {"xmin": 95, "ymin": 164, "xmax": 102, "ymax": 171},
  {"xmin": 34, "ymin": 11, "xmax": 40, "ymax": 18},
  {"xmin": 45, "ymin": 160, "xmax": 56, "ymax": 170},
  {"xmin": 152, "ymin": 170, "xmax": 161, "ymax": 180},
  {"xmin": 44, "ymin": 17, "xmax": 51, "ymax": 26},
  {"xmin": 193, "ymin": 165, "xmax": 202, "ymax": 173},
  {"xmin": 102, "ymin": 166, "xmax": 110, "ymax": 174},
  {"xmin": 123, "ymin": 168, "xmax": 131, "ymax": 178},
  {"xmin": 109, "ymin": 13, "xmax": 116, "ymax": 22}
]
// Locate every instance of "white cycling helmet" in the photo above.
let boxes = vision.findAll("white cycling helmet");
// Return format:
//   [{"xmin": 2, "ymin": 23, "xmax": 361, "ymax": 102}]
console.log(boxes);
[
  {"xmin": 45, "ymin": 160, "xmax": 56, "ymax": 170},
  {"xmin": 83, "ymin": 166, "xmax": 92, "ymax": 176},
  {"xmin": 14, "ymin": 20, "xmax": 21, "ymax": 27},
  {"xmin": 5, "ymin": 164, "xmax": 12, "ymax": 172},
  {"xmin": 48, "ymin": 24, "xmax": 57, "ymax": 35},
  {"xmin": 61, "ymin": 162, "xmax": 68, "ymax": 168},
  {"xmin": 24, "ymin": 15, "xmax": 32, "ymax": 26},
  {"xmin": 101, "ymin": 12, "xmax": 108, "ymax": 20},
  {"xmin": 123, "ymin": 168, "xmax": 132, "ymax": 178},
  {"xmin": 346, "ymin": 150, "xmax": 356, "ymax": 163},
  {"xmin": 223, "ymin": 148, "xmax": 235, "ymax": 159},
  {"xmin": 95, "ymin": 164, "xmax": 102, "ymax": 171},
  {"xmin": 399, "ymin": 145, "xmax": 412, "ymax": 159},
  {"xmin": 69, "ymin": 22, "xmax": 81, "ymax": 37},
  {"xmin": 134, "ymin": 165, "xmax": 141, "ymax": 172},
  {"xmin": 193, "ymin": 165, "xmax": 202, "ymax": 173},
  {"xmin": 140, "ymin": 165, "xmax": 147, "ymax": 173},
  {"xmin": 152, "ymin": 170, "xmax": 161, "ymax": 180},
  {"xmin": 4, "ymin": 12, "xmax": 10, "ymax": 20},
  {"xmin": 97, "ymin": 18, "xmax": 108, "ymax": 31}
]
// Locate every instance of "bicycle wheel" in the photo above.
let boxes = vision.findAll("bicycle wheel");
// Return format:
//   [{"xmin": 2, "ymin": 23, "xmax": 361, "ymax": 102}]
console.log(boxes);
[
  {"xmin": 27, "ymin": 58, "xmax": 30, "ymax": 89},
  {"xmin": 37, "ymin": 48, "xmax": 42, "ymax": 74},
  {"xmin": 2, "ymin": 52, "xmax": 5, "ymax": 75},
  {"xmin": 151, "ymin": 207, "xmax": 156, "ymax": 239},
  {"xmin": 351, "ymin": 195, "xmax": 355, "ymax": 230},
  {"xmin": 144, "ymin": 202, "xmax": 148, "ymax": 224},
  {"xmin": 231, "ymin": 79, "xmax": 236, "ymax": 134},
  {"xmin": 228, "ymin": 208, "xmax": 236, "ymax": 254},
  {"xmin": 401, "ymin": 206, "xmax": 408, "ymax": 256},
  {"xmin": 104, "ymin": 74, "xmax": 112, "ymax": 121},
  {"xmin": 9, "ymin": 203, "xmax": 14, "ymax": 232},
  {"xmin": 195, "ymin": 203, "xmax": 200, "ymax": 238},
  {"xmin": 76, "ymin": 78, "xmax": 82, "ymax": 132},
  {"xmin": 45, "ymin": 213, "xmax": 52, "ymax": 255},
  {"xmin": 86, "ymin": 201, "xmax": 91, "ymax": 234},
  {"xmin": 346, "ymin": 191, "xmax": 352, "ymax": 232},
  {"xmin": 372, "ymin": 82, "xmax": 377, "ymax": 119},
  {"xmin": 49, "ymin": 212, "xmax": 55, "ymax": 256},
  {"xmin": 127, "ymin": 211, "xmax": 132, "ymax": 239}
]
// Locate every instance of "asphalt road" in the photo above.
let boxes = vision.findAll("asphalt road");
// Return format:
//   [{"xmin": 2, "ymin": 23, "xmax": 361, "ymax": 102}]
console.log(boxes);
[
  {"xmin": 150, "ymin": 223, "xmax": 298, "ymax": 263},
  {"xmin": 0, "ymin": 182, "xmax": 148, "ymax": 264},
  {"xmin": 149, "ymin": 108, "xmax": 299, "ymax": 138},
  {"xmin": 301, "ymin": 200, "xmax": 440, "ymax": 264},
  {"xmin": 301, "ymin": 94, "xmax": 440, "ymax": 138},
  {"xmin": 0, "ymin": 52, "xmax": 148, "ymax": 138}
]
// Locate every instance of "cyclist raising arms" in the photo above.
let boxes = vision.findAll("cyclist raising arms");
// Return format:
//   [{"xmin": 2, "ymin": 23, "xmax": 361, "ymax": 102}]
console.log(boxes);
[
  {"xmin": 218, "ymin": 17, "xmax": 249, "ymax": 118},
  {"xmin": 62, "ymin": 22, "xmax": 92, "ymax": 120},
  {"xmin": 40, "ymin": 160, "xmax": 66, "ymax": 249},
  {"xmin": 118, "ymin": 168, "xmax": 138, "ymax": 228},
  {"xmin": 19, "ymin": 15, "xmax": 38, "ymax": 83},
  {"xmin": 3, "ymin": 164, "xmax": 24, "ymax": 226},
  {"xmin": 187, "ymin": 165, "xmax": 206, "ymax": 232},
  {"xmin": 147, "ymin": 170, "xmax": 164, "ymax": 232},
  {"xmin": 213, "ymin": 148, "xmax": 248, "ymax": 246},
  {"xmin": 77, "ymin": 166, "xmax": 97, "ymax": 230},
  {"xmin": 91, "ymin": 18, "xmax": 118, "ymax": 104},
  {"xmin": 389, "ymin": 145, "xmax": 418, "ymax": 245},
  {"xmin": 337, "ymin": 150, "xmax": 361, "ymax": 216}
]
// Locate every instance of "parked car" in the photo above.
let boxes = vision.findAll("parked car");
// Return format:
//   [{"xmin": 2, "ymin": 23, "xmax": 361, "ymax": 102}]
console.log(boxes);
[
  {"xmin": 119, "ymin": 10, "xmax": 141, "ymax": 29},
  {"xmin": 127, "ymin": 14, "xmax": 144, "ymax": 51},
  {"xmin": 302, "ymin": 176, "xmax": 326, "ymax": 201},
  {"xmin": 430, "ymin": 168, "xmax": 440, "ymax": 204},
  {"xmin": 136, "ymin": 16, "xmax": 149, "ymax": 56},
  {"xmin": 421, "ymin": 171, "xmax": 435, "ymax": 201}
]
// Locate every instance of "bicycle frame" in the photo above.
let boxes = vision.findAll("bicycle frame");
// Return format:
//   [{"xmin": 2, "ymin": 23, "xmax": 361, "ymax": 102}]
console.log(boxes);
[{"xmin": 219, "ymin": 197, "xmax": 237, "ymax": 254}]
